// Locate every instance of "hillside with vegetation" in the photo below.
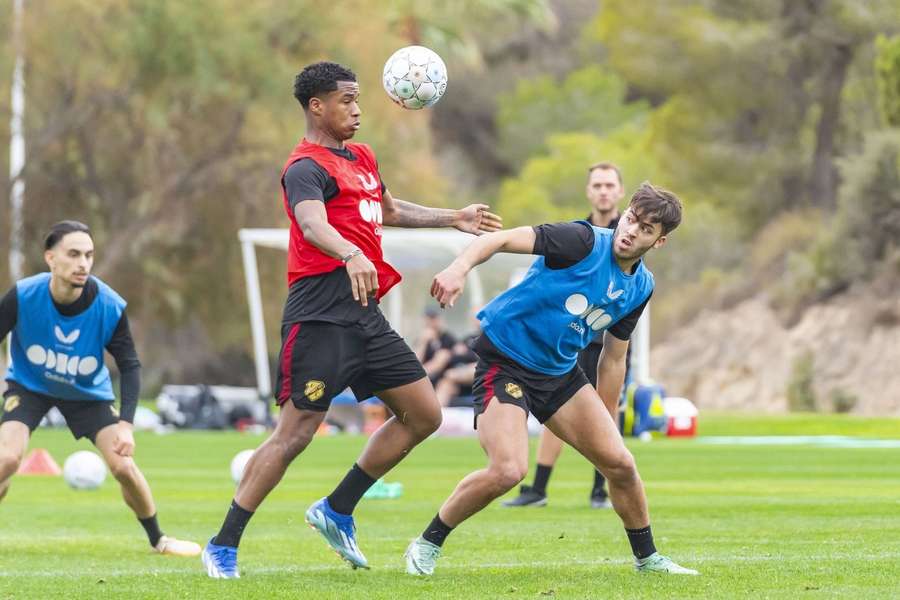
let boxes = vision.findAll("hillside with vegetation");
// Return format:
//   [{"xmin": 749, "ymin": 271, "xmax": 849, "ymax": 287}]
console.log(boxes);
[{"xmin": 1, "ymin": 1, "xmax": 898, "ymax": 411}]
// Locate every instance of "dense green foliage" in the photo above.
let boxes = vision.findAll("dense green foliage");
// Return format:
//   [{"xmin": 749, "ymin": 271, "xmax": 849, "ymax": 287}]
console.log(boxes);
[
  {"xmin": 1, "ymin": 415, "xmax": 898, "ymax": 598},
  {"xmin": 1, "ymin": 0, "xmax": 899, "ymax": 383}
]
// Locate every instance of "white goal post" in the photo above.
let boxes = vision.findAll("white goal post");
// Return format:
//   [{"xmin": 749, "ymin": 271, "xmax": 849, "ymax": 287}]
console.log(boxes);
[{"xmin": 238, "ymin": 228, "xmax": 650, "ymax": 402}]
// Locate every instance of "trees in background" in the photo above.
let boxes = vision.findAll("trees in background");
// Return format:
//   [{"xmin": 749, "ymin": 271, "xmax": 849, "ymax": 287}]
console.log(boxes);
[{"xmin": 1, "ymin": 0, "xmax": 898, "ymax": 386}]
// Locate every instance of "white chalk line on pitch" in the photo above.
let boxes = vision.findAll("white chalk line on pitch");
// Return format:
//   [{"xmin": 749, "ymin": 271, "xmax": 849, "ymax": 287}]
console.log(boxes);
[{"xmin": 3, "ymin": 552, "xmax": 900, "ymax": 578}]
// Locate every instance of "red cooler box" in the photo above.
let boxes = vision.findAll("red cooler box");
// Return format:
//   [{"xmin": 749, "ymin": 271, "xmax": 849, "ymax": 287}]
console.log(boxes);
[{"xmin": 663, "ymin": 397, "xmax": 698, "ymax": 437}]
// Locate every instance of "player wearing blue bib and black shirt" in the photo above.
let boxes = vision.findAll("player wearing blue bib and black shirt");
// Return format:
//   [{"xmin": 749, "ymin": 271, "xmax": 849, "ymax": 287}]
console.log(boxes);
[
  {"xmin": 0, "ymin": 221, "xmax": 200, "ymax": 556},
  {"xmin": 405, "ymin": 183, "xmax": 698, "ymax": 576}
]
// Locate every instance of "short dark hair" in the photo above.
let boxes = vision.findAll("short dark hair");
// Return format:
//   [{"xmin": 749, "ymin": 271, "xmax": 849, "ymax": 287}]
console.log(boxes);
[
  {"xmin": 628, "ymin": 182, "xmax": 682, "ymax": 234},
  {"xmin": 293, "ymin": 61, "xmax": 357, "ymax": 109},
  {"xmin": 44, "ymin": 220, "xmax": 91, "ymax": 250},
  {"xmin": 587, "ymin": 162, "xmax": 623, "ymax": 186}
]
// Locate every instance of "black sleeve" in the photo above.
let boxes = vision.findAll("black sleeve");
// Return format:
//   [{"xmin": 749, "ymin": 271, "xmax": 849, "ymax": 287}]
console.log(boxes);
[
  {"xmin": 0, "ymin": 286, "xmax": 16, "ymax": 344},
  {"xmin": 532, "ymin": 222, "xmax": 595, "ymax": 269},
  {"xmin": 608, "ymin": 292, "xmax": 652, "ymax": 341},
  {"xmin": 105, "ymin": 311, "xmax": 141, "ymax": 423},
  {"xmin": 283, "ymin": 159, "xmax": 339, "ymax": 211}
]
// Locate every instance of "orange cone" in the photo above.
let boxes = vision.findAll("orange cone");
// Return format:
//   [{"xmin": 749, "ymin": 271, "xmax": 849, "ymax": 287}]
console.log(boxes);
[{"xmin": 17, "ymin": 448, "xmax": 62, "ymax": 476}]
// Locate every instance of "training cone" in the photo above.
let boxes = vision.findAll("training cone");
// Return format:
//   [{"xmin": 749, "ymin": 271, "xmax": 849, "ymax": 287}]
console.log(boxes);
[{"xmin": 17, "ymin": 448, "xmax": 62, "ymax": 476}]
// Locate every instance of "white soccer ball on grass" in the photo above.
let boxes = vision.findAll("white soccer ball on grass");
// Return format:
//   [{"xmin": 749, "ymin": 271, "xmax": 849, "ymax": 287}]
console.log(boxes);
[
  {"xmin": 230, "ymin": 449, "xmax": 255, "ymax": 485},
  {"xmin": 382, "ymin": 45, "xmax": 448, "ymax": 110},
  {"xmin": 63, "ymin": 450, "xmax": 107, "ymax": 490}
]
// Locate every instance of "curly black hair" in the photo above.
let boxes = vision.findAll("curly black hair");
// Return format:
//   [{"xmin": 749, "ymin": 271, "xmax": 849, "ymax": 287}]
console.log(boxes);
[{"xmin": 293, "ymin": 62, "xmax": 357, "ymax": 109}]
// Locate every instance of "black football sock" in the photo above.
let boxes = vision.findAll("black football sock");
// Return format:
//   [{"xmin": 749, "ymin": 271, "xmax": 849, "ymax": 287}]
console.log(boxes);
[
  {"xmin": 213, "ymin": 500, "xmax": 255, "ymax": 548},
  {"xmin": 327, "ymin": 463, "xmax": 377, "ymax": 515},
  {"xmin": 626, "ymin": 525, "xmax": 657, "ymax": 560},
  {"xmin": 139, "ymin": 514, "xmax": 163, "ymax": 547},
  {"xmin": 422, "ymin": 514, "xmax": 454, "ymax": 547},
  {"xmin": 532, "ymin": 463, "xmax": 553, "ymax": 496},
  {"xmin": 592, "ymin": 470, "xmax": 607, "ymax": 498}
]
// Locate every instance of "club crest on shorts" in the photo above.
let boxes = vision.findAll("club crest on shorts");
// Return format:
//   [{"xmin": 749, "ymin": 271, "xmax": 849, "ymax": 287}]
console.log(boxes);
[
  {"xmin": 110, "ymin": 405, "xmax": 119, "ymax": 418},
  {"xmin": 304, "ymin": 380, "xmax": 325, "ymax": 402},
  {"xmin": 3, "ymin": 395, "xmax": 20, "ymax": 412},
  {"xmin": 504, "ymin": 382, "xmax": 523, "ymax": 399}
]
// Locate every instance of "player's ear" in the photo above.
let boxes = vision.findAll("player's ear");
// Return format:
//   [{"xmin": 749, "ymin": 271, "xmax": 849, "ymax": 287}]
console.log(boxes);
[
  {"xmin": 308, "ymin": 96, "xmax": 323, "ymax": 116},
  {"xmin": 652, "ymin": 235, "xmax": 667, "ymax": 250},
  {"xmin": 44, "ymin": 249, "xmax": 55, "ymax": 269}
]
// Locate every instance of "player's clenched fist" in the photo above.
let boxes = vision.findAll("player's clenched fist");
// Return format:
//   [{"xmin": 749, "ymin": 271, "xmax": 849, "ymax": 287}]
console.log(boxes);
[{"xmin": 431, "ymin": 265, "xmax": 466, "ymax": 308}]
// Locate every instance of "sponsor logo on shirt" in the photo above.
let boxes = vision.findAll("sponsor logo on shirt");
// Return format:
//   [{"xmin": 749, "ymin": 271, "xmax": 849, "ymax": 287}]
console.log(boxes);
[{"xmin": 564, "ymin": 293, "xmax": 613, "ymax": 333}]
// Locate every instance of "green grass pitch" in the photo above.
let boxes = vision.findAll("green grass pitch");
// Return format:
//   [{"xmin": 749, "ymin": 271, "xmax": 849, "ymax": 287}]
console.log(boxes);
[{"xmin": 1, "ymin": 413, "xmax": 898, "ymax": 599}]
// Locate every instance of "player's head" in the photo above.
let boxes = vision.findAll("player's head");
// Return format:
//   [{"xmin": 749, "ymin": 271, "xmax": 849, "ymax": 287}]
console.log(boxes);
[
  {"xmin": 612, "ymin": 182, "xmax": 682, "ymax": 260},
  {"xmin": 294, "ymin": 61, "xmax": 360, "ymax": 141},
  {"xmin": 44, "ymin": 220, "xmax": 94, "ymax": 289},
  {"xmin": 586, "ymin": 162, "xmax": 624, "ymax": 214},
  {"xmin": 424, "ymin": 305, "xmax": 445, "ymax": 329}
]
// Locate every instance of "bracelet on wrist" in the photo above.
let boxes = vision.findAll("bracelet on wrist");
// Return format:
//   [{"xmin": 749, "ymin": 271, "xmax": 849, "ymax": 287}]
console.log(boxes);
[{"xmin": 341, "ymin": 248, "xmax": 363, "ymax": 263}]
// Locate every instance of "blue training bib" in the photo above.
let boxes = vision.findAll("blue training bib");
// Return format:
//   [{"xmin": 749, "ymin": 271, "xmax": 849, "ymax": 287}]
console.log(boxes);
[
  {"xmin": 6, "ymin": 273, "xmax": 125, "ymax": 400},
  {"xmin": 479, "ymin": 225, "xmax": 653, "ymax": 375}
]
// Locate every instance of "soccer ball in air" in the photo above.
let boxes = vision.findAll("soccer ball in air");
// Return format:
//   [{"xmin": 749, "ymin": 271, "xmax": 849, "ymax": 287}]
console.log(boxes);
[
  {"xmin": 230, "ymin": 449, "xmax": 255, "ymax": 484},
  {"xmin": 382, "ymin": 46, "xmax": 448, "ymax": 110},
  {"xmin": 63, "ymin": 451, "xmax": 107, "ymax": 490}
]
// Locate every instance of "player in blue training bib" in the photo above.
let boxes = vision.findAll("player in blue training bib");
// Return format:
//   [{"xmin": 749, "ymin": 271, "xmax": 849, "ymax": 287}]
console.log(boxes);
[
  {"xmin": 0, "ymin": 221, "xmax": 200, "ymax": 557},
  {"xmin": 405, "ymin": 183, "xmax": 699, "ymax": 577}
]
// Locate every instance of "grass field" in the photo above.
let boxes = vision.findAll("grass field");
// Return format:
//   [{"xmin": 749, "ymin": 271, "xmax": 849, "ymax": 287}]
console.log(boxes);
[{"xmin": 1, "ymin": 412, "xmax": 898, "ymax": 599}]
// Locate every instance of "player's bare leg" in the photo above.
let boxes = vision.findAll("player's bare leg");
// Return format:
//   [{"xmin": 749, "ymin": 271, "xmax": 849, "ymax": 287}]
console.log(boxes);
[
  {"xmin": 0, "ymin": 421, "xmax": 30, "ymax": 503},
  {"xmin": 305, "ymin": 377, "xmax": 442, "ymax": 570},
  {"xmin": 503, "ymin": 424, "xmax": 563, "ymax": 507},
  {"xmin": 406, "ymin": 399, "xmax": 528, "ymax": 574},
  {"xmin": 439, "ymin": 400, "xmax": 529, "ymax": 525},
  {"xmin": 357, "ymin": 376, "xmax": 442, "ymax": 477},
  {"xmin": 545, "ymin": 385, "xmax": 697, "ymax": 574},
  {"xmin": 94, "ymin": 424, "xmax": 200, "ymax": 556},
  {"xmin": 544, "ymin": 385, "xmax": 648, "ymax": 527},
  {"xmin": 234, "ymin": 402, "xmax": 325, "ymax": 511},
  {"xmin": 536, "ymin": 426, "xmax": 564, "ymax": 465}
]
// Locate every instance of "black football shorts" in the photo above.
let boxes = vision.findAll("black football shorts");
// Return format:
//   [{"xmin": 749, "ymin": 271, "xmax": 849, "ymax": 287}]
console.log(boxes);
[{"xmin": 274, "ymin": 309, "xmax": 427, "ymax": 412}]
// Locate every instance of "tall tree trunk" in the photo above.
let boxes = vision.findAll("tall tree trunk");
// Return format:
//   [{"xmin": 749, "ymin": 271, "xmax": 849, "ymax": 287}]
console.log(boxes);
[{"xmin": 809, "ymin": 43, "xmax": 854, "ymax": 208}]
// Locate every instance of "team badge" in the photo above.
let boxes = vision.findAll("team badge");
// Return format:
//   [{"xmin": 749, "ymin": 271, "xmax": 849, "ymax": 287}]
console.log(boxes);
[
  {"xmin": 505, "ymin": 382, "xmax": 523, "ymax": 399},
  {"xmin": 304, "ymin": 380, "xmax": 325, "ymax": 402},
  {"xmin": 3, "ymin": 395, "xmax": 20, "ymax": 412}
]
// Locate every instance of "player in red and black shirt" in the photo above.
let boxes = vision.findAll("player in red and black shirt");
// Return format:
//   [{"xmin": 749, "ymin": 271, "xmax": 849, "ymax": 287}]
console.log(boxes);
[{"xmin": 203, "ymin": 61, "xmax": 501, "ymax": 578}]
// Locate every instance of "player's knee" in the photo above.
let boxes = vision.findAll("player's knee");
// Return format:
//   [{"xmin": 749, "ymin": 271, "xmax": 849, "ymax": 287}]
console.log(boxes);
[
  {"xmin": 0, "ymin": 450, "xmax": 21, "ymax": 477},
  {"xmin": 491, "ymin": 461, "xmax": 528, "ymax": 491},
  {"xmin": 603, "ymin": 449, "xmax": 638, "ymax": 483},
  {"xmin": 108, "ymin": 458, "xmax": 139, "ymax": 482},
  {"xmin": 402, "ymin": 404, "xmax": 442, "ymax": 440}
]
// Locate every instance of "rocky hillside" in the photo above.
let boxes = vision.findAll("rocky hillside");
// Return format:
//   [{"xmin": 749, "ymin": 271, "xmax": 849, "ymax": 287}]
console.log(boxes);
[{"xmin": 651, "ymin": 279, "xmax": 900, "ymax": 416}]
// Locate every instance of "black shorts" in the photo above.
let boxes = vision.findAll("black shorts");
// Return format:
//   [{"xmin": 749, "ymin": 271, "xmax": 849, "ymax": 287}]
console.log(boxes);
[
  {"xmin": 2, "ymin": 381, "xmax": 119, "ymax": 441},
  {"xmin": 577, "ymin": 343, "xmax": 603, "ymax": 388},
  {"xmin": 274, "ymin": 310, "xmax": 427, "ymax": 412},
  {"xmin": 471, "ymin": 335, "xmax": 589, "ymax": 425}
]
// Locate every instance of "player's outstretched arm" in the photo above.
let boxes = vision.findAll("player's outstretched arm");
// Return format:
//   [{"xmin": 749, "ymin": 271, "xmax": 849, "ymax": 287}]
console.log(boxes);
[
  {"xmin": 382, "ymin": 190, "xmax": 502, "ymax": 234},
  {"xmin": 295, "ymin": 201, "xmax": 379, "ymax": 306},
  {"xmin": 596, "ymin": 331, "xmax": 629, "ymax": 418},
  {"xmin": 431, "ymin": 227, "xmax": 536, "ymax": 308}
]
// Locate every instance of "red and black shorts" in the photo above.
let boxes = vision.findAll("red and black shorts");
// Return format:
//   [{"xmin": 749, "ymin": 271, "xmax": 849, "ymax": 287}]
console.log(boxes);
[
  {"xmin": 274, "ymin": 309, "xmax": 427, "ymax": 412},
  {"xmin": 471, "ymin": 335, "xmax": 589, "ymax": 426}
]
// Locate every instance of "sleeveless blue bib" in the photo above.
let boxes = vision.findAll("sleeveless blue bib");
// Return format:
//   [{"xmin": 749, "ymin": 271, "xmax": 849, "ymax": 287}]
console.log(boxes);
[
  {"xmin": 479, "ymin": 225, "xmax": 654, "ymax": 375},
  {"xmin": 6, "ymin": 273, "xmax": 126, "ymax": 400}
]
